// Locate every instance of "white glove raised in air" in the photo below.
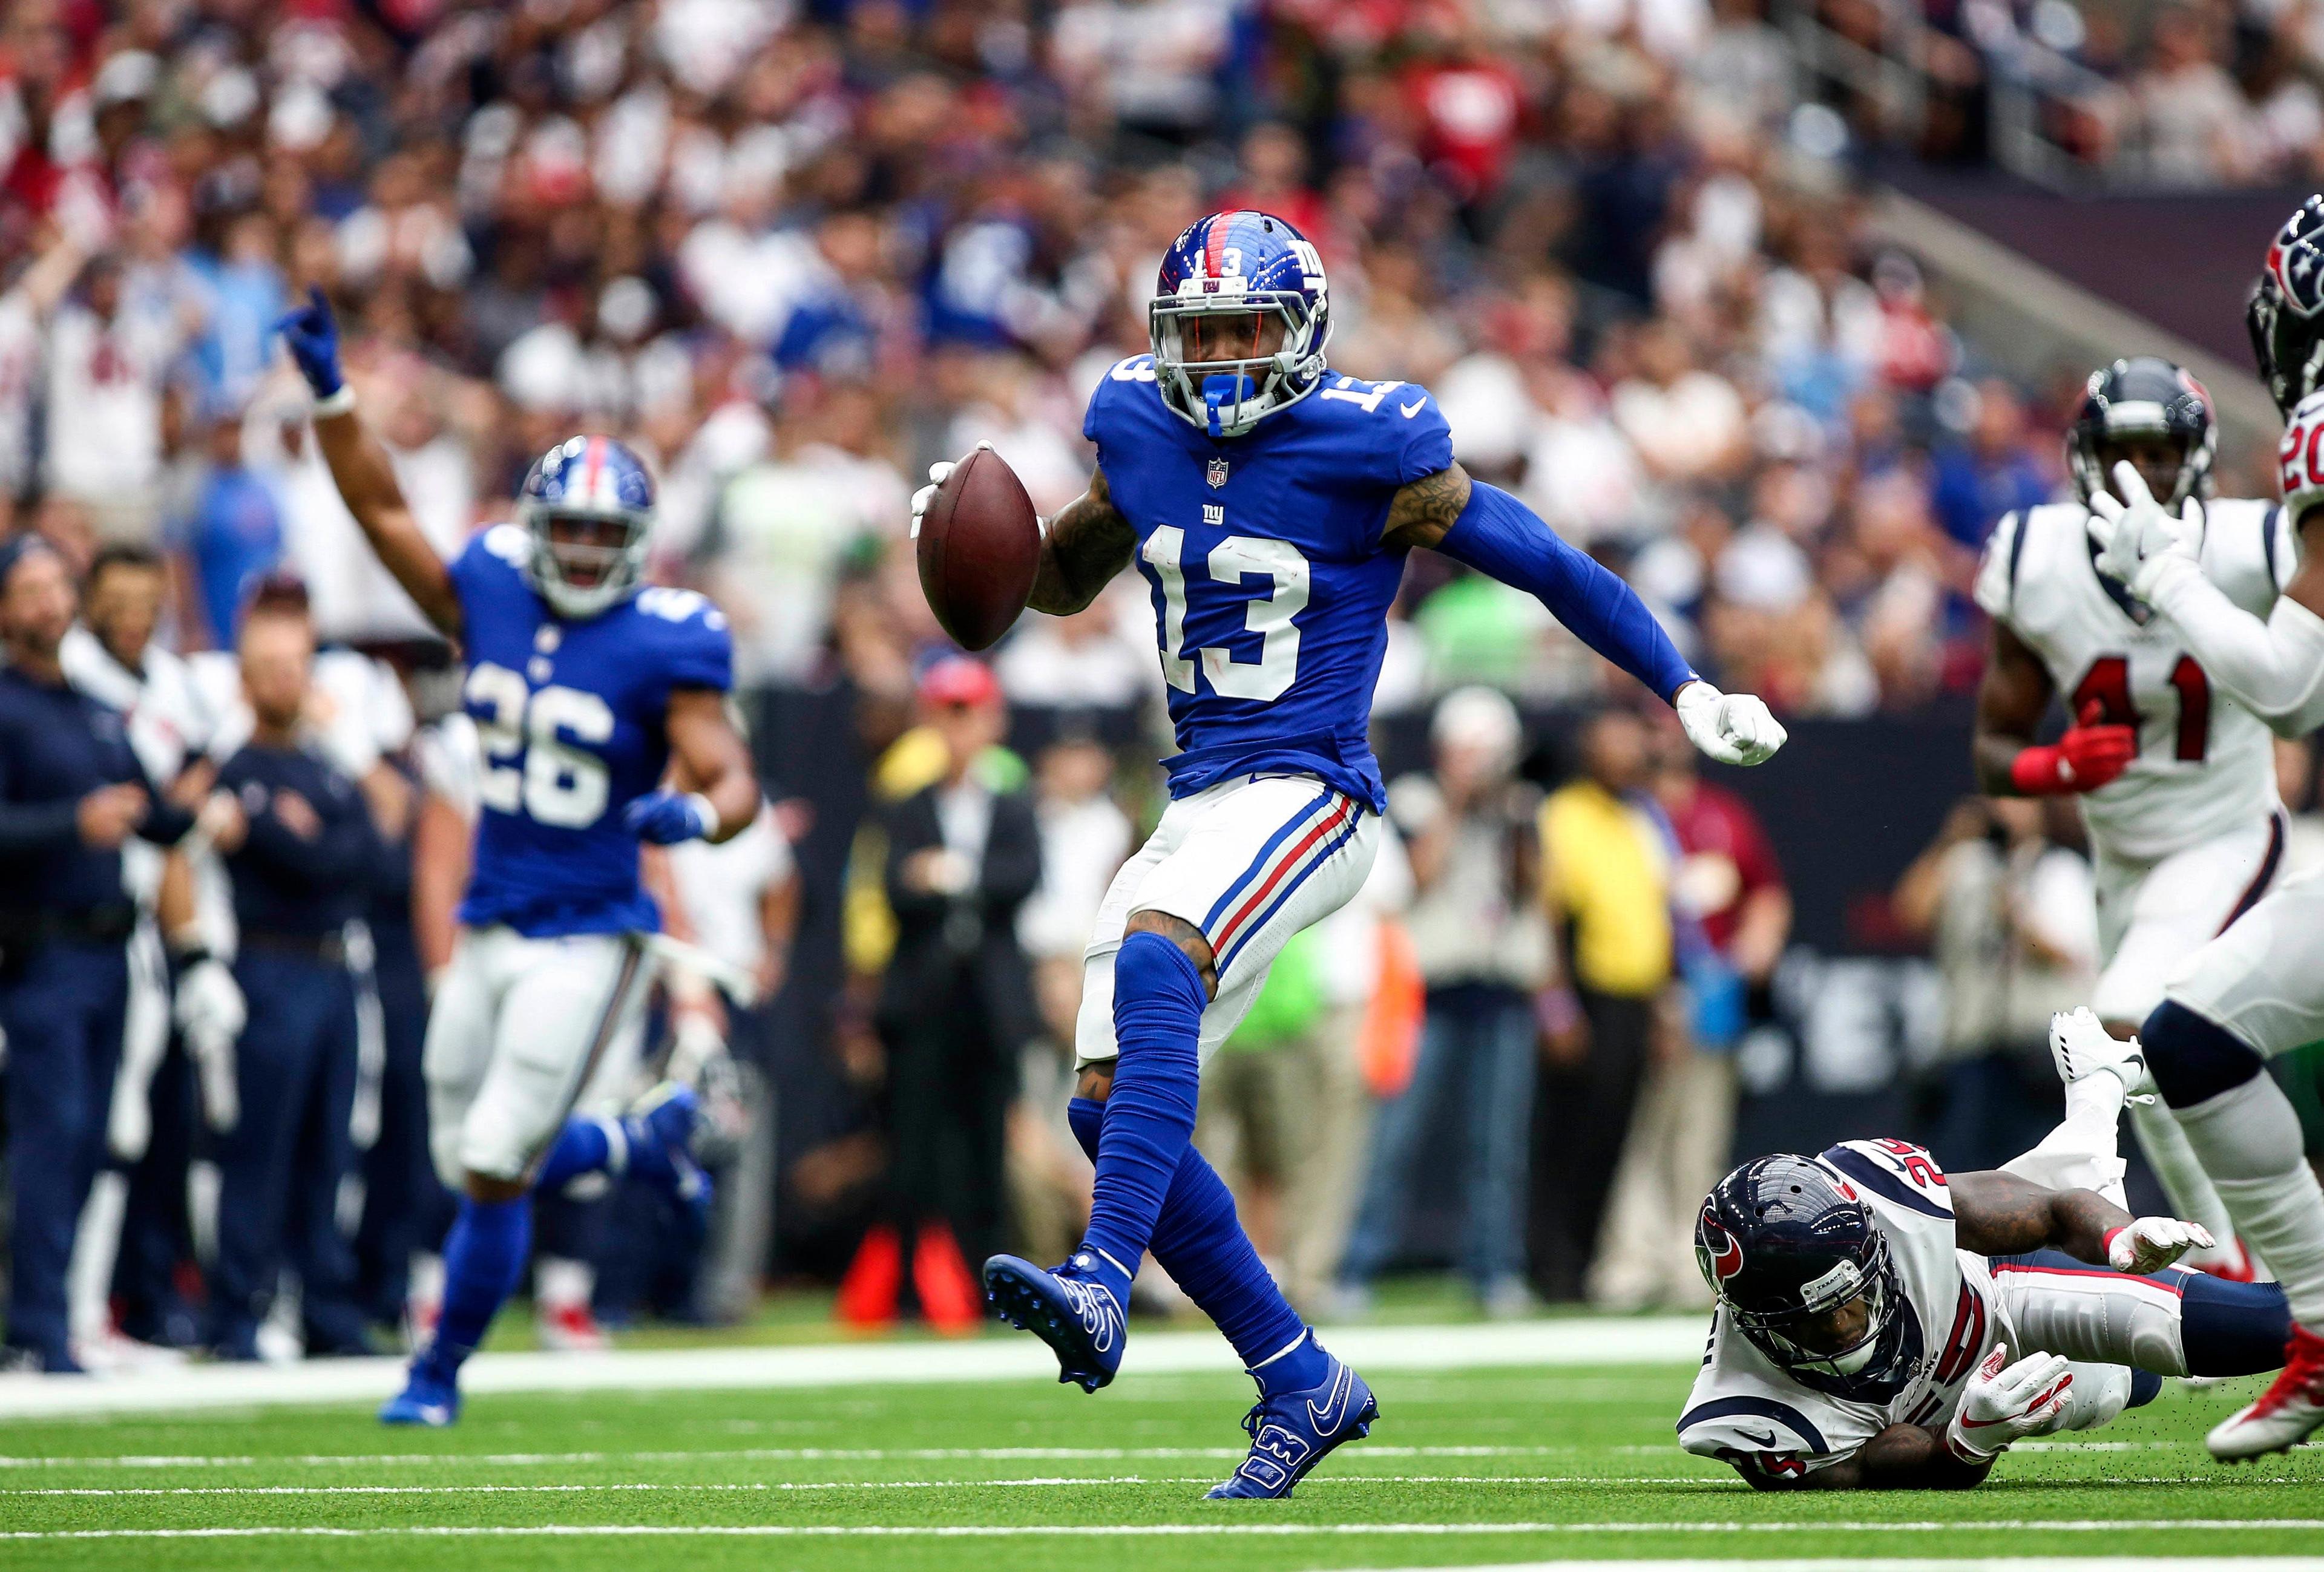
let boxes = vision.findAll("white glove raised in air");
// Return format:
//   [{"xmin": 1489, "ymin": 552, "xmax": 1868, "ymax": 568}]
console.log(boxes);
[
  {"xmin": 1943, "ymin": 1344, "xmax": 2073, "ymax": 1463},
  {"xmin": 174, "ymin": 957, "xmax": 245, "ymax": 1133},
  {"xmin": 910, "ymin": 440, "xmax": 993, "ymax": 541},
  {"xmin": 2087, "ymin": 461, "xmax": 2204, "ymax": 603},
  {"xmin": 2107, "ymin": 1215, "xmax": 2214, "ymax": 1274},
  {"xmin": 1674, "ymin": 680, "xmax": 1787, "ymax": 767}
]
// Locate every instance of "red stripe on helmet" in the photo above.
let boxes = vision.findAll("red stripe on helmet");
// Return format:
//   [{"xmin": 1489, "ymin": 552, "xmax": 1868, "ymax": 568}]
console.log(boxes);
[
  {"xmin": 582, "ymin": 435, "xmax": 606, "ymax": 507},
  {"xmin": 1205, "ymin": 214, "xmax": 1228, "ymax": 278}
]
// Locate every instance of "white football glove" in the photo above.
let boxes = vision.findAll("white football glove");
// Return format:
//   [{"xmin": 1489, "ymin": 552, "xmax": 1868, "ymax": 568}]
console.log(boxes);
[
  {"xmin": 910, "ymin": 440, "xmax": 993, "ymax": 541},
  {"xmin": 1944, "ymin": 1343, "xmax": 2073, "ymax": 1462},
  {"xmin": 1674, "ymin": 680, "xmax": 1787, "ymax": 767},
  {"xmin": 174, "ymin": 958, "xmax": 245, "ymax": 1133},
  {"xmin": 2107, "ymin": 1215, "xmax": 2214, "ymax": 1275},
  {"xmin": 2087, "ymin": 461, "xmax": 2203, "ymax": 603},
  {"xmin": 2047, "ymin": 1005, "xmax": 2154, "ymax": 1101}
]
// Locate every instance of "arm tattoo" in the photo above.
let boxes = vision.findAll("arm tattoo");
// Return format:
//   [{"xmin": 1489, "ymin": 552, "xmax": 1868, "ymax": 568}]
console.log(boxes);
[
  {"xmin": 1951, "ymin": 1169, "xmax": 2130, "ymax": 1260},
  {"xmin": 1380, "ymin": 462, "xmax": 1474, "ymax": 552},
  {"xmin": 1029, "ymin": 463, "xmax": 1136, "ymax": 615}
]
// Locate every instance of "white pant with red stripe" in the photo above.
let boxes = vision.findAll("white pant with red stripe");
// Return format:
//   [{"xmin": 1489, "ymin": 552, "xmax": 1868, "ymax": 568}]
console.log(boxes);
[
  {"xmin": 1989, "ymin": 1254, "xmax": 2196, "ymax": 1432},
  {"xmin": 424, "ymin": 927, "xmax": 652, "ymax": 1187},
  {"xmin": 1074, "ymin": 773, "xmax": 1378, "ymax": 1070}
]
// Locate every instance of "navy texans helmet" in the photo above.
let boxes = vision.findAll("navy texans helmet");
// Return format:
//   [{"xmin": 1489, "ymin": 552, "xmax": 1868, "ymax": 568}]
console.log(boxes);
[
  {"xmin": 2066, "ymin": 356, "xmax": 2216, "ymax": 511},
  {"xmin": 2250, "ymin": 195, "xmax": 2324, "ymax": 418},
  {"xmin": 1696, "ymin": 1154, "xmax": 1920, "ymax": 1403},
  {"xmin": 1151, "ymin": 210, "xmax": 1331, "ymax": 439},
  {"xmin": 516, "ymin": 434, "xmax": 656, "ymax": 618}
]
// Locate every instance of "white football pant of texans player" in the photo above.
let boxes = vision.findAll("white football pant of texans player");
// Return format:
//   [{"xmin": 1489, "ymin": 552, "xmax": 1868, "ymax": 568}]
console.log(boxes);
[{"xmin": 2076, "ymin": 197, "xmax": 2324, "ymax": 1458}]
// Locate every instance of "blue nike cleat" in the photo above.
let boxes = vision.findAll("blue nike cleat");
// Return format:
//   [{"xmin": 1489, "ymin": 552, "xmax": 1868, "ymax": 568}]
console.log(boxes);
[
  {"xmin": 625, "ymin": 1082, "xmax": 713, "ymax": 1220},
  {"xmin": 982, "ymin": 1253, "xmax": 1126, "ymax": 1393},
  {"xmin": 378, "ymin": 1361, "xmax": 460, "ymax": 1427},
  {"xmin": 1206, "ymin": 1353, "xmax": 1378, "ymax": 1498}
]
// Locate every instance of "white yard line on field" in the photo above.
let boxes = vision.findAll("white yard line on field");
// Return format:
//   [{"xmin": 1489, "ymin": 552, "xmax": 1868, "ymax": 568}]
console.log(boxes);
[
  {"xmin": 4, "ymin": 1520, "xmax": 2324, "ymax": 1542},
  {"xmin": 0, "ymin": 1444, "xmax": 1617, "ymax": 1469},
  {"xmin": 0, "ymin": 1476, "xmax": 1741, "ymax": 1498},
  {"xmin": 0, "ymin": 1317, "xmax": 1705, "ymax": 1418}
]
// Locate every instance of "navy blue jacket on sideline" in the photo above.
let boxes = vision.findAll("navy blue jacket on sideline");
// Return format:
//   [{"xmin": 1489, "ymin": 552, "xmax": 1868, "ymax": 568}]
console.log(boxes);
[
  {"xmin": 0, "ymin": 666, "xmax": 192, "ymax": 926},
  {"xmin": 215, "ymin": 742, "xmax": 377, "ymax": 937}
]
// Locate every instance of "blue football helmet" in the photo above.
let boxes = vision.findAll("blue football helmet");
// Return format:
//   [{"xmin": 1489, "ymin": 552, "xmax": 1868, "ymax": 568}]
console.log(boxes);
[
  {"xmin": 516, "ymin": 434, "xmax": 657, "ymax": 618},
  {"xmin": 1696, "ymin": 1154, "xmax": 1920, "ymax": 1403},
  {"xmin": 1150, "ymin": 210, "xmax": 1331, "ymax": 438},
  {"xmin": 2251, "ymin": 194, "xmax": 2324, "ymax": 417}
]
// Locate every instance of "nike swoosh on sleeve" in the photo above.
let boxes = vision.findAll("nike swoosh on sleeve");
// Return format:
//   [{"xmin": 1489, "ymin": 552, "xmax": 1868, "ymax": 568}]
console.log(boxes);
[{"xmin": 1399, "ymin": 398, "xmax": 1426, "ymax": 418}]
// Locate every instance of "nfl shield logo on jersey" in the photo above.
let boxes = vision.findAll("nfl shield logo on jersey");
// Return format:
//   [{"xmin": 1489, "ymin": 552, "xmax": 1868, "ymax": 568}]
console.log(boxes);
[{"xmin": 1207, "ymin": 456, "xmax": 1229, "ymax": 489}]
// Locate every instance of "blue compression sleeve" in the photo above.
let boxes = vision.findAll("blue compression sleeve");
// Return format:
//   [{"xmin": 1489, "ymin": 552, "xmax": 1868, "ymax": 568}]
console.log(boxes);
[{"xmin": 1436, "ymin": 480, "xmax": 1696, "ymax": 702}]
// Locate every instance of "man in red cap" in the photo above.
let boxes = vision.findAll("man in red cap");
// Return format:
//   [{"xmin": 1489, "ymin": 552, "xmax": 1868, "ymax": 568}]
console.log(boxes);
[{"xmin": 842, "ymin": 658, "xmax": 1042, "ymax": 1332}]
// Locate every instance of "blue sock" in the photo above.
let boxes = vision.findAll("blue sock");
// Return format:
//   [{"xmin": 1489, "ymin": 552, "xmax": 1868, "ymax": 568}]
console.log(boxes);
[
  {"xmin": 1068, "ymin": 1096, "xmax": 1323, "ymax": 1396},
  {"xmin": 534, "ymin": 1116, "xmax": 620, "ymax": 1192},
  {"xmin": 2175, "ymin": 1266, "xmax": 2293, "ymax": 1377},
  {"xmin": 422, "ymin": 1195, "xmax": 532, "ymax": 1378},
  {"xmin": 1078, "ymin": 933, "xmax": 1207, "ymax": 1302}
]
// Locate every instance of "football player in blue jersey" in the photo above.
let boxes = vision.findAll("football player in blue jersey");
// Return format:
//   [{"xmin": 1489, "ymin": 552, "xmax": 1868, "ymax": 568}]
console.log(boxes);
[
  {"xmin": 919, "ymin": 211, "xmax": 1788, "ymax": 1498},
  {"xmin": 274, "ymin": 290, "xmax": 761, "ymax": 1426}
]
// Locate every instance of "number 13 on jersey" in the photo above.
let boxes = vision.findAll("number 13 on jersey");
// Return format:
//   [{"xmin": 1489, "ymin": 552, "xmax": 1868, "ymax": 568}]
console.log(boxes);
[{"xmin": 1141, "ymin": 527, "xmax": 1310, "ymax": 701}]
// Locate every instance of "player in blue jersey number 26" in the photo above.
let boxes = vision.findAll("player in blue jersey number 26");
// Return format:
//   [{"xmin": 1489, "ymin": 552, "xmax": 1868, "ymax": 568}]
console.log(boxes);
[
  {"xmin": 274, "ymin": 290, "xmax": 760, "ymax": 1427},
  {"xmin": 918, "ymin": 211, "xmax": 1788, "ymax": 1498}
]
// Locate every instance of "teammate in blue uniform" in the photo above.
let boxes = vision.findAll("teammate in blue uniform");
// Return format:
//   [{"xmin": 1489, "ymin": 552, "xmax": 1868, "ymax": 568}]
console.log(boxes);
[
  {"xmin": 275, "ymin": 291, "xmax": 760, "ymax": 1425},
  {"xmin": 916, "ymin": 211, "xmax": 1788, "ymax": 1497}
]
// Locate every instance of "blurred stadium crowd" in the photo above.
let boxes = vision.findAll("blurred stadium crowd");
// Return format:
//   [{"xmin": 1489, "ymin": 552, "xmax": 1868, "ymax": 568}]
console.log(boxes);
[
  {"xmin": 0, "ymin": 0, "xmax": 2291, "ymax": 1367},
  {"xmin": 1833, "ymin": 0, "xmax": 2324, "ymax": 186}
]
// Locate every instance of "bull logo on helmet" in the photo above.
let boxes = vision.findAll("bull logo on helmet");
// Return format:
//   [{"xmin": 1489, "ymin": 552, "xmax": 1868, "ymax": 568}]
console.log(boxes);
[{"xmin": 1698, "ymin": 1208, "xmax": 1744, "ymax": 1283}]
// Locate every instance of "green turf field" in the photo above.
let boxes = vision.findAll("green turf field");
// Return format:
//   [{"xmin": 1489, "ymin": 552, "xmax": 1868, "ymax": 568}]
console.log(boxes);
[{"xmin": 2, "ymin": 1355, "xmax": 2319, "ymax": 1571}]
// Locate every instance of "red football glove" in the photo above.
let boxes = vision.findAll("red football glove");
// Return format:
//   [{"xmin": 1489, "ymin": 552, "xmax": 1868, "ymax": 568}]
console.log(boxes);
[{"xmin": 2009, "ymin": 701, "xmax": 2137, "ymax": 795}]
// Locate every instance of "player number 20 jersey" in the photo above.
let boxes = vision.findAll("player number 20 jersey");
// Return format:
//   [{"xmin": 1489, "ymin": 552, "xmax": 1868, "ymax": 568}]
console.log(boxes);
[
  {"xmin": 1975, "ymin": 499, "xmax": 2290, "ymax": 861},
  {"xmin": 450, "ymin": 524, "xmax": 732, "ymax": 937},
  {"xmin": 1084, "ymin": 355, "xmax": 1454, "ymax": 813}
]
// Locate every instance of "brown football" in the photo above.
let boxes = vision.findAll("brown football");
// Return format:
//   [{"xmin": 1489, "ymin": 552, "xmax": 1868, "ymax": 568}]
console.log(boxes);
[{"xmin": 916, "ymin": 445, "xmax": 1040, "ymax": 651}]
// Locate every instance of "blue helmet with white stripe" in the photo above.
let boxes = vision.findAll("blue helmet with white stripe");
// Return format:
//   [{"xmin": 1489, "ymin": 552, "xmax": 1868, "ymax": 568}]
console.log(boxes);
[
  {"xmin": 516, "ymin": 434, "xmax": 656, "ymax": 618},
  {"xmin": 1150, "ymin": 211, "xmax": 1331, "ymax": 439}
]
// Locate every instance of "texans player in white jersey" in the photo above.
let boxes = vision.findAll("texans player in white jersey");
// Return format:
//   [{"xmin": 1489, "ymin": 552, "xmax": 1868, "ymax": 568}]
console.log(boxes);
[
  {"xmin": 2078, "ymin": 195, "xmax": 2324, "ymax": 1457},
  {"xmin": 914, "ymin": 211, "xmax": 1787, "ymax": 1498},
  {"xmin": 1972, "ymin": 356, "xmax": 2288, "ymax": 1281},
  {"xmin": 1681, "ymin": 1010, "xmax": 2290, "ymax": 1488},
  {"xmin": 274, "ymin": 290, "xmax": 760, "ymax": 1426}
]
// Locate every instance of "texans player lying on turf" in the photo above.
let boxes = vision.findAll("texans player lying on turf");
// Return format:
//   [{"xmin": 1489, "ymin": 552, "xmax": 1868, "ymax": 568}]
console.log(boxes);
[
  {"xmin": 272, "ymin": 291, "xmax": 760, "ymax": 1427},
  {"xmin": 1681, "ymin": 1009, "xmax": 2290, "ymax": 1490},
  {"xmin": 1972, "ymin": 355, "xmax": 2288, "ymax": 1282},
  {"xmin": 2078, "ymin": 195, "xmax": 2324, "ymax": 1458},
  {"xmin": 913, "ymin": 210, "xmax": 1787, "ymax": 1499}
]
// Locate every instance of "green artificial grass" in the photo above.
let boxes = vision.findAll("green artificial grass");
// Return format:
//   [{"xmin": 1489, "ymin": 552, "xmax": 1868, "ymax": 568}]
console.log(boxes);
[{"xmin": 1, "ymin": 1357, "xmax": 2316, "ymax": 1570}]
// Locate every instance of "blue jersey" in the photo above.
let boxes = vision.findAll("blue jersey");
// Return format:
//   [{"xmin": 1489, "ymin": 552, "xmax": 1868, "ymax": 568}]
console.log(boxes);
[
  {"xmin": 1085, "ymin": 355, "xmax": 1452, "ymax": 812},
  {"xmin": 450, "ymin": 525, "xmax": 732, "ymax": 937}
]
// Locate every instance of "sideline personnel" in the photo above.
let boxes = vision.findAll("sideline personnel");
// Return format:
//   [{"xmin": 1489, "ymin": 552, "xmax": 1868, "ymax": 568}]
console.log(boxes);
[
  {"xmin": 0, "ymin": 536, "xmax": 208, "ymax": 1372},
  {"xmin": 204, "ymin": 589, "xmax": 381, "ymax": 1359}
]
